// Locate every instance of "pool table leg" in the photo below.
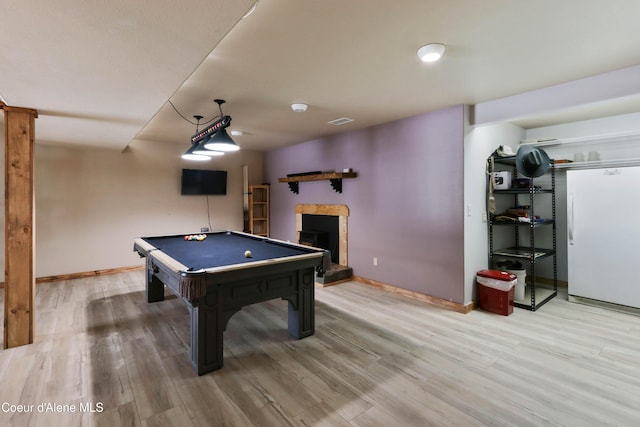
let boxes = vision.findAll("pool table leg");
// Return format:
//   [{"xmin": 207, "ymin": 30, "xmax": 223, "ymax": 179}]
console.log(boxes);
[
  {"xmin": 189, "ymin": 296, "xmax": 224, "ymax": 375},
  {"xmin": 146, "ymin": 264, "xmax": 165, "ymax": 303},
  {"xmin": 288, "ymin": 268, "xmax": 315, "ymax": 339}
]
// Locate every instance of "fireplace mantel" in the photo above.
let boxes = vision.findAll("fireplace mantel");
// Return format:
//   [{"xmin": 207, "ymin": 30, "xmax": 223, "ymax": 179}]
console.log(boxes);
[
  {"xmin": 296, "ymin": 204, "xmax": 349, "ymax": 266},
  {"xmin": 295, "ymin": 204, "xmax": 349, "ymax": 216},
  {"xmin": 280, "ymin": 172, "xmax": 357, "ymax": 194}
]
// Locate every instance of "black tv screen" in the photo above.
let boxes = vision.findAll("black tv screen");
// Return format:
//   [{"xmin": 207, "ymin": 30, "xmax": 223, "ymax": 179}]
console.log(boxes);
[{"xmin": 181, "ymin": 169, "xmax": 227, "ymax": 195}]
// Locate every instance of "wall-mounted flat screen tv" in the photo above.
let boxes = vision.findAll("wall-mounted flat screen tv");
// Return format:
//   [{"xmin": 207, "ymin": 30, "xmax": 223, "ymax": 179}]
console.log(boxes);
[{"xmin": 181, "ymin": 169, "xmax": 227, "ymax": 195}]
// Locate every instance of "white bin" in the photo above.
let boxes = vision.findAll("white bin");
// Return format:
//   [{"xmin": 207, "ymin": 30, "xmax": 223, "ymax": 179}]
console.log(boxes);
[{"xmin": 507, "ymin": 269, "xmax": 526, "ymax": 300}]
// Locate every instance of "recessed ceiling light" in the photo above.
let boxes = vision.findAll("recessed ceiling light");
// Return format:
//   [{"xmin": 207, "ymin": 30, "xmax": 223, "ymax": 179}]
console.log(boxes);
[
  {"xmin": 417, "ymin": 43, "xmax": 446, "ymax": 62},
  {"xmin": 291, "ymin": 103, "xmax": 308, "ymax": 113},
  {"xmin": 230, "ymin": 130, "xmax": 244, "ymax": 137}
]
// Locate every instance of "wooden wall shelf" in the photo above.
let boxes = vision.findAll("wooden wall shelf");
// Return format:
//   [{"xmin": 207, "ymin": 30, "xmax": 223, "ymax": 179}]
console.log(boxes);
[
  {"xmin": 248, "ymin": 185, "xmax": 269, "ymax": 237},
  {"xmin": 278, "ymin": 172, "xmax": 357, "ymax": 194}
]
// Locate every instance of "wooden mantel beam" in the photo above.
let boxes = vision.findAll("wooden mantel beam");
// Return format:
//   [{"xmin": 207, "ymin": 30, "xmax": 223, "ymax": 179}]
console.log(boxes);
[{"xmin": 3, "ymin": 104, "xmax": 38, "ymax": 348}]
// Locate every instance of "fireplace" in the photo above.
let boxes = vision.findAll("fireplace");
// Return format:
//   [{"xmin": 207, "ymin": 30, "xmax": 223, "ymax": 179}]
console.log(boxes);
[
  {"xmin": 300, "ymin": 214, "xmax": 338, "ymax": 263},
  {"xmin": 295, "ymin": 204, "xmax": 349, "ymax": 266},
  {"xmin": 299, "ymin": 229, "xmax": 329, "ymax": 248}
]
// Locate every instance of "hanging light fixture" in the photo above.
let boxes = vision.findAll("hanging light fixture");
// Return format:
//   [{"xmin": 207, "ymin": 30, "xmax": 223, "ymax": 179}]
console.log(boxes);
[
  {"xmin": 182, "ymin": 115, "xmax": 211, "ymax": 161},
  {"xmin": 193, "ymin": 142, "xmax": 224, "ymax": 156},
  {"xmin": 174, "ymin": 99, "xmax": 240, "ymax": 159},
  {"xmin": 204, "ymin": 128, "xmax": 240, "ymax": 152},
  {"xmin": 203, "ymin": 99, "xmax": 240, "ymax": 152},
  {"xmin": 182, "ymin": 144, "xmax": 211, "ymax": 161},
  {"xmin": 191, "ymin": 111, "xmax": 225, "ymax": 157}
]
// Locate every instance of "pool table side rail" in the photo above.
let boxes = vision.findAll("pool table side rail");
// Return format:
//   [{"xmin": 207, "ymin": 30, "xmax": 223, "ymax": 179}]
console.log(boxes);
[
  {"xmin": 200, "ymin": 230, "xmax": 331, "ymax": 270},
  {"xmin": 135, "ymin": 237, "xmax": 204, "ymax": 299},
  {"xmin": 133, "ymin": 234, "xmax": 328, "ymax": 301},
  {"xmin": 232, "ymin": 230, "xmax": 321, "ymax": 251},
  {"xmin": 259, "ymin": 232, "xmax": 332, "ymax": 272},
  {"xmin": 132, "ymin": 237, "xmax": 158, "ymax": 257},
  {"xmin": 232, "ymin": 231, "xmax": 331, "ymax": 274},
  {"xmin": 203, "ymin": 251, "xmax": 323, "ymax": 273}
]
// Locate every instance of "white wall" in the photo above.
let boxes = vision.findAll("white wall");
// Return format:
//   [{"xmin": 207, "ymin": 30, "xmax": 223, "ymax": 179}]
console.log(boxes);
[
  {"xmin": 463, "ymin": 111, "xmax": 640, "ymax": 297},
  {"xmin": 525, "ymin": 111, "xmax": 640, "ymax": 283},
  {"xmin": 526, "ymin": 111, "xmax": 640, "ymax": 162},
  {"xmin": 463, "ymin": 118, "xmax": 525, "ymax": 304},
  {"xmin": 474, "ymin": 64, "xmax": 640, "ymax": 126},
  {"xmin": 1, "ymin": 133, "xmax": 263, "ymax": 279}
]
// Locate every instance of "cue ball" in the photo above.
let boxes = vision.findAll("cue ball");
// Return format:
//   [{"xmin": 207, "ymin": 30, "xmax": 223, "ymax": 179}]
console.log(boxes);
[{"xmin": 244, "ymin": 250, "xmax": 252, "ymax": 258}]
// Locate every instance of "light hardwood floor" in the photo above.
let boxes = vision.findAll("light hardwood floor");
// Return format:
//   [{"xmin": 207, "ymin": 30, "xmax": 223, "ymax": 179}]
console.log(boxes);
[{"xmin": 1, "ymin": 271, "xmax": 640, "ymax": 426}]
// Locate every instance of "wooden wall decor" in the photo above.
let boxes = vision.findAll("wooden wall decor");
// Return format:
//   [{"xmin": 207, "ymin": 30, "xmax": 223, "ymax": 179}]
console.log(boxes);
[
  {"xmin": 279, "ymin": 172, "xmax": 357, "ymax": 194},
  {"xmin": 2, "ymin": 104, "xmax": 38, "ymax": 348}
]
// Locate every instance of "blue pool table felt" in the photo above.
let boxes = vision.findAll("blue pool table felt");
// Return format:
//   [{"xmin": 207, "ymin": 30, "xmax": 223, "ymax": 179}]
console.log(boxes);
[{"xmin": 142, "ymin": 232, "xmax": 310, "ymax": 271}]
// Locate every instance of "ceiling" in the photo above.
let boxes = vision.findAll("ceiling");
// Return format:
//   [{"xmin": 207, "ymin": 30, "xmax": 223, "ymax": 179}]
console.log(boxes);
[{"xmin": 3, "ymin": 0, "xmax": 640, "ymax": 153}]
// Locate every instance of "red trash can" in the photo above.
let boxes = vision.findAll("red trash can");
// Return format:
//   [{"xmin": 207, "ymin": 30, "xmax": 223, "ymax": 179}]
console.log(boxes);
[{"xmin": 476, "ymin": 269, "xmax": 516, "ymax": 316}]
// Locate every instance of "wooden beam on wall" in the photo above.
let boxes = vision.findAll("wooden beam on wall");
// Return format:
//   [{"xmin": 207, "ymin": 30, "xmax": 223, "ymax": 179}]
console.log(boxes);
[{"xmin": 3, "ymin": 104, "xmax": 38, "ymax": 348}]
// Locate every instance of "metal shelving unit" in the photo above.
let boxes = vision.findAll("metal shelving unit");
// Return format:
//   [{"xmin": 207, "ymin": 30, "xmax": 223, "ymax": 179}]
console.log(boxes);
[{"xmin": 487, "ymin": 156, "xmax": 557, "ymax": 311}]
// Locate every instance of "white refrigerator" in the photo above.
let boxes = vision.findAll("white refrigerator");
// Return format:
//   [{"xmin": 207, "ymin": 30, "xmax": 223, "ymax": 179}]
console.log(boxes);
[{"xmin": 567, "ymin": 165, "xmax": 640, "ymax": 308}]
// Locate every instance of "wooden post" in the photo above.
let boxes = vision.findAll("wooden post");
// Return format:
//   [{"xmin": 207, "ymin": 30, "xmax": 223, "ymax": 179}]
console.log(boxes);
[{"xmin": 2, "ymin": 104, "xmax": 38, "ymax": 348}]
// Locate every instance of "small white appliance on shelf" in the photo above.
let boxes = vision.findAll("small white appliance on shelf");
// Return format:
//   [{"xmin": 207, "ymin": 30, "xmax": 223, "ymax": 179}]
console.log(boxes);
[{"xmin": 492, "ymin": 171, "xmax": 512, "ymax": 190}]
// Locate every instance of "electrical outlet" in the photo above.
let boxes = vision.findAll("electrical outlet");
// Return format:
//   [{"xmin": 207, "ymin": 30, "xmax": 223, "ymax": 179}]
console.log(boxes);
[
  {"xmin": 201, "ymin": 227, "xmax": 210, "ymax": 232},
  {"xmin": 373, "ymin": 257, "xmax": 378, "ymax": 266},
  {"xmin": 481, "ymin": 212, "xmax": 487, "ymax": 223}
]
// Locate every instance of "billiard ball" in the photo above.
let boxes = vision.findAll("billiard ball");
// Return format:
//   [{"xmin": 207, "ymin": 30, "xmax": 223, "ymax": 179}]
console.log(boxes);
[{"xmin": 244, "ymin": 250, "xmax": 252, "ymax": 258}]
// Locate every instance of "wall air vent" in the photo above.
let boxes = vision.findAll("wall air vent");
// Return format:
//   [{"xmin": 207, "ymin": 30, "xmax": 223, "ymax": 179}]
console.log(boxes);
[{"xmin": 328, "ymin": 117, "xmax": 354, "ymax": 126}]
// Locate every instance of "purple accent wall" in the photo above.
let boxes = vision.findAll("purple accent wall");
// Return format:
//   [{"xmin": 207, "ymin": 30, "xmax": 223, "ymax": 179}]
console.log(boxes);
[{"xmin": 264, "ymin": 105, "xmax": 465, "ymax": 303}]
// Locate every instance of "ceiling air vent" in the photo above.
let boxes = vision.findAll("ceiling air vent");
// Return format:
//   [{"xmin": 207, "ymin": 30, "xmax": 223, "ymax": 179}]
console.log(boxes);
[{"xmin": 328, "ymin": 117, "xmax": 354, "ymax": 126}]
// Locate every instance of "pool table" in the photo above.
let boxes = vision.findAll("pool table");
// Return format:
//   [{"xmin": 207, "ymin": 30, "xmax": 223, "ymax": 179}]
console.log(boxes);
[{"xmin": 133, "ymin": 230, "xmax": 329, "ymax": 375}]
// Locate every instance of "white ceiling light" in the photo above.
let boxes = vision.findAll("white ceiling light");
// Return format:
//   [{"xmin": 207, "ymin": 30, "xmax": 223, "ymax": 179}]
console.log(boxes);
[
  {"xmin": 417, "ymin": 43, "xmax": 446, "ymax": 62},
  {"xmin": 291, "ymin": 103, "xmax": 308, "ymax": 113},
  {"xmin": 230, "ymin": 129, "xmax": 244, "ymax": 136}
]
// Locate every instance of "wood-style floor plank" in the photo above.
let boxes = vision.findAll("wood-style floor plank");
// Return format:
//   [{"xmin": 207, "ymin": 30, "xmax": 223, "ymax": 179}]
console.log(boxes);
[{"xmin": 2, "ymin": 271, "xmax": 640, "ymax": 426}]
